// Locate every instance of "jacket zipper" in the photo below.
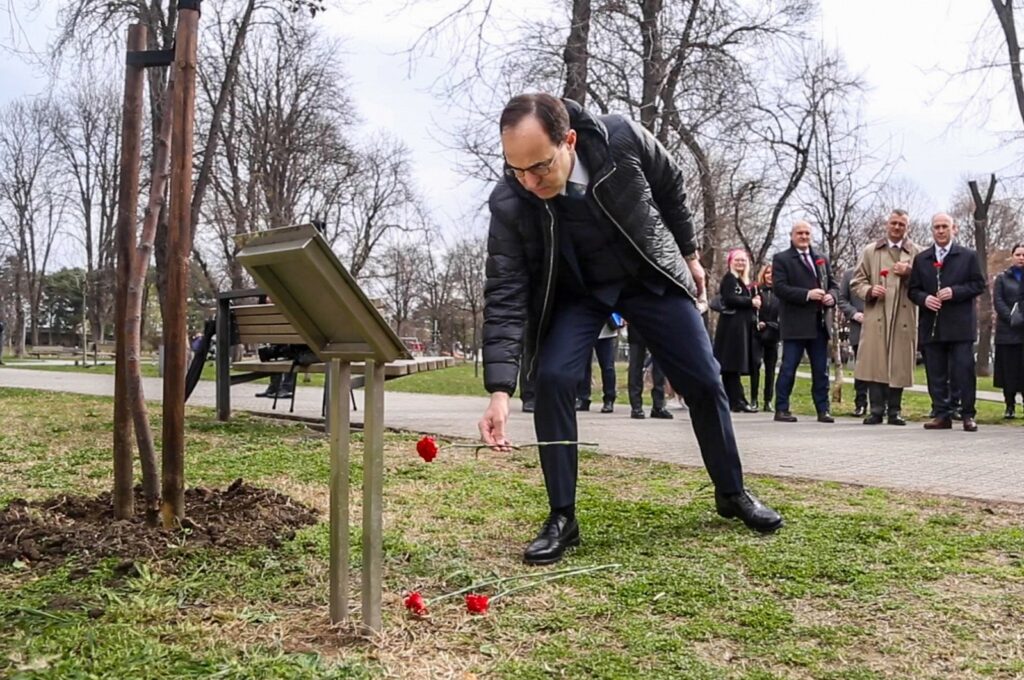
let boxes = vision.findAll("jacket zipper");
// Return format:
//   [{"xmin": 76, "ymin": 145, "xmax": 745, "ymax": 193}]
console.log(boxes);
[
  {"xmin": 529, "ymin": 203, "xmax": 557, "ymax": 380},
  {"xmin": 590, "ymin": 167, "xmax": 695, "ymax": 300}
]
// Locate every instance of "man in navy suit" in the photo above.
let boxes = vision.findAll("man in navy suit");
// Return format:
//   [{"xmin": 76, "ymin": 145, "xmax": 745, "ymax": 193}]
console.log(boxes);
[
  {"xmin": 770, "ymin": 221, "xmax": 840, "ymax": 423},
  {"xmin": 908, "ymin": 213, "xmax": 986, "ymax": 432}
]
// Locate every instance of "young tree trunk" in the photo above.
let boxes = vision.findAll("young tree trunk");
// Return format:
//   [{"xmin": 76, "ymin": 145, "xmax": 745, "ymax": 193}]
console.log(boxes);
[
  {"xmin": 112, "ymin": 24, "xmax": 147, "ymax": 519},
  {"xmin": 161, "ymin": 7, "xmax": 200, "ymax": 528},
  {"xmin": 969, "ymin": 175, "xmax": 997, "ymax": 377},
  {"xmin": 127, "ymin": 73, "xmax": 175, "ymax": 527}
]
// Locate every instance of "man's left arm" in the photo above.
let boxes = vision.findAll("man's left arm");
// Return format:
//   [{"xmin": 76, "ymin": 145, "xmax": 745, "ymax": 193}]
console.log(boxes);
[
  {"xmin": 630, "ymin": 121, "xmax": 697, "ymax": 258},
  {"xmin": 950, "ymin": 251, "xmax": 987, "ymax": 301}
]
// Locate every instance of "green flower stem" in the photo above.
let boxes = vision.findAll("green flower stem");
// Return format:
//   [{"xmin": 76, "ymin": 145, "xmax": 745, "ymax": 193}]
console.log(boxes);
[
  {"xmin": 424, "ymin": 563, "xmax": 620, "ymax": 606},
  {"xmin": 449, "ymin": 440, "xmax": 600, "ymax": 454},
  {"xmin": 490, "ymin": 563, "xmax": 621, "ymax": 603}
]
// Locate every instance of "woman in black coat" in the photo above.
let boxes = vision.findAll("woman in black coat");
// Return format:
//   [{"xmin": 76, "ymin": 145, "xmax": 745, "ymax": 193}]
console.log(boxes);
[
  {"xmin": 993, "ymin": 243, "xmax": 1024, "ymax": 418},
  {"xmin": 714, "ymin": 249, "xmax": 760, "ymax": 412},
  {"xmin": 751, "ymin": 264, "xmax": 780, "ymax": 412}
]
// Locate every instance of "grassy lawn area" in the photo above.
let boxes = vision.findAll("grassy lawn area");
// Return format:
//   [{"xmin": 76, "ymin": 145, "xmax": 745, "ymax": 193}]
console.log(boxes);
[{"xmin": 2, "ymin": 387, "xmax": 1023, "ymax": 678}]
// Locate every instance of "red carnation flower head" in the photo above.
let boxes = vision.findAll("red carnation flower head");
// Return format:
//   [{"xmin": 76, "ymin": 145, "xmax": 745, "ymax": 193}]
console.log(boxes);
[
  {"xmin": 880, "ymin": 269, "xmax": 889, "ymax": 278},
  {"xmin": 933, "ymin": 261, "xmax": 943, "ymax": 269},
  {"xmin": 815, "ymin": 258, "xmax": 825, "ymax": 266},
  {"xmin": 404, "ymin": 591, "xmax": 428, "ymax": 616},
  {"xmin": 416, "ymin": 436, "xmax": 439, "ymax": 462},
  {"xmin": 465, "ymin": 593, "xmax": 490, "ymax": 614}
]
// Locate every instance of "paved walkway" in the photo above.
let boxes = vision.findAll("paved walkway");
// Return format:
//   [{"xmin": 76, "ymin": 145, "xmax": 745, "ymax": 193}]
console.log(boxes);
[{"xmin": 1, "ymin": 367, "xmax": 1022, "ymax": 504}]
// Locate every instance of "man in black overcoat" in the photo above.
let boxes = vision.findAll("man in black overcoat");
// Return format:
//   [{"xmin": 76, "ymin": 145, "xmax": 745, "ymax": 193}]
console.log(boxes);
[{"xmin": 908, "ymin": 213, "xmax": 986, "ymax": 431}]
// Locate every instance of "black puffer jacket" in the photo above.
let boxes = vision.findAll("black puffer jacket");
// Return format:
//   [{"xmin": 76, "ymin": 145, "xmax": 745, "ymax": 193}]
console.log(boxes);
[{"xmin": 482, "ymin": 99, "xmax": 699, "ymax": 395}]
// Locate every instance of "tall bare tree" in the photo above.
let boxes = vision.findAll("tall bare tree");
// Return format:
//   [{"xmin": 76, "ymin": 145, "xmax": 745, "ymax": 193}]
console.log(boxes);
[
  {"xmin": 52, "ymin": 78, "xmax": 122, "ymax": 343},
  {"xmin": 0, "ymin": 98, "xmax": 62, "ymax": 353}
]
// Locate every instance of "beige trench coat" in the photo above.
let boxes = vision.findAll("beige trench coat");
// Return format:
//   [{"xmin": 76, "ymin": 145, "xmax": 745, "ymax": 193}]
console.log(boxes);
[{"xmin": 851, "ymin": 239, "xmax": 922, "ymax": 387}]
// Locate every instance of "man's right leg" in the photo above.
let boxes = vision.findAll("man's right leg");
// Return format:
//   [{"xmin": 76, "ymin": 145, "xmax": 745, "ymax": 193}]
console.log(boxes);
[
  {"xmin": 528, "ymin": 298, "xmax": 608, "ymax": 564},
  {"xmin": 533, "ymin": 299, "xmax": 608, "ymax": 513},
  {"xmin": 627, "ymin": 340, "xmax": 645, "ymax": 416},
  {"xmin": 774, "ymin": 339, "xmax": 805, "ymax": 415},
  {"xmin": 923, "ymin": 343, "xmax": 952, "ymax": 423},
  {"xmin": 650, "ymin": 360, "xmax": 668, "ymax": 413}
]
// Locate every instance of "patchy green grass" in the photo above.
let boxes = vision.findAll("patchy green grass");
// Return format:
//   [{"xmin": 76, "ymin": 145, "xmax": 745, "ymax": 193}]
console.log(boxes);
[{"xmin": 1, "ymin": 387, "xmax": 1023, "ymax": 678}]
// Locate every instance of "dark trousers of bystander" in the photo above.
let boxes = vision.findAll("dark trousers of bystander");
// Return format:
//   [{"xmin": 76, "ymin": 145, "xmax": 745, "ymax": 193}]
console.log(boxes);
[{"xmin": 923, "ymin": 341, "xmax": 976, "ymax": 420}]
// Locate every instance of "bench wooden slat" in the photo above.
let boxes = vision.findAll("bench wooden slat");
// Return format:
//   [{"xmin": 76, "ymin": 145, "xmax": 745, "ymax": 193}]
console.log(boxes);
[
  {"xmin": 235, "ymin": 314, "xmax": 290, "ymax": 326},
  {"xmin": 233, "ymin": 303, "xmax": 281, "ymax": 317},
  {"xmin": 238, "ymin": 323, "xmax": 301, "ymax": 336},
  {"xmin": 237, "ymin": 332, "xmax": 307, "ymax": 344},
  {"xmin": 233, "ymin": 358, "xmax": 444, "ymax": 378}
]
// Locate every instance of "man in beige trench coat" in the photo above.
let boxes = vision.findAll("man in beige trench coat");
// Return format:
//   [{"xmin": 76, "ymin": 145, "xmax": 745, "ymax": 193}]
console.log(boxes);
[{"xmin": 851, "ymin": 209, "xmax": 921, "ymax": 425}]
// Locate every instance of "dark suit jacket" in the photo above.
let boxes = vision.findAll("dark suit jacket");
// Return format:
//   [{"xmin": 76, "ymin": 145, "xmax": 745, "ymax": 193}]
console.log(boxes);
[
  {"xmin": 837, "ymin": 269, "xmax": 864, "ymax": 347},
  {"xmin": 908, "ymin": 242, "xmax": 986, "ymax": 344},
  {"xmin": 771, "ymin": 246, "xmax": 839, "ymax": 340}
]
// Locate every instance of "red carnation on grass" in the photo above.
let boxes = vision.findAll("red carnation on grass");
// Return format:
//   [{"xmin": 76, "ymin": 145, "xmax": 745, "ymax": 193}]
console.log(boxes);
[
  {"xmin": 416, "ymin": 436, "xmax": 439, "ymax": 462},
  {"xmin": 933, "ymin": 261, "xmax": 943, "ymax": 269},
  {"xmin": 404, "ymin": 591, "xmax": 428, "ymax": 616},
  {"xmin": 815, "ymin": 258, "xmax": 825, "ymax": 266},
  {"xmin": 465, "ymin": 593, "xmax": 490, "ymax": 614},
  {"xmin": 880, "ymin": 269, "xmax": 889, "ymax": 278}
]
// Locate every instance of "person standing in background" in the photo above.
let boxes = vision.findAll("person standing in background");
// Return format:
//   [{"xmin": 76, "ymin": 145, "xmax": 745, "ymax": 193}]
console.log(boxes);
[
  {"xmin": 751, "ymin": 265, "xmax": 780, "ymax": 412},
  {"xmin": 908, "ymin": 213, "xmax": 986, "ymax": 432},
  {"xmin": 837, "ymin": 267, "xmax": 869, "ymax": 417},
  {"xmin": 992, "ymin": 243, "xmax": 1024, "ymax": 418},
  {"xmin": 771, "ymin": 221, "xmax": 839, "ymax": 423},
  {"xmin": 850, "ymin": 209, "xmax": 921, "ymax": 426},
  {"xmin": 713, "ymin": 249, "xmax": 760, "ymax": 413}
]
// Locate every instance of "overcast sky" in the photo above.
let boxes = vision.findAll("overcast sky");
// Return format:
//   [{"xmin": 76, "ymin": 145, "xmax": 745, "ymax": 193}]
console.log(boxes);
[{"xmin": 1, "ymin": 0, "xmax": 1021, "ymax": 245}]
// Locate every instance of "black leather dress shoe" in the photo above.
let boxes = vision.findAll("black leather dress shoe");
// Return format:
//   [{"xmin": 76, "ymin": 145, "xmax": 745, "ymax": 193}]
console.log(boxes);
[
  {"xmin": 715, "ymin": 489, "xmax": 783, "ymax": 533},
  {"xmin": 650, "ymin": 407, "xmax": 674, "ymax": 419},
  {"xmin": 575, "ymin": 399, "xmax": 591, "ymax": 412},
  {"xmin": 951, "ymin": 408, "xmax": 963, "ymax": 421},
  {"xmin": 255, "ymin": 390, "xmax": 277, "ymax": 398},
  {"xmin": 862, "ymin": 413, "xmax": 883, "ymax": 425},
  {"xmin": 1003, "ymin": 407, "xmax": 1016, "ymax": 419},
  {"xmin": 731, "ymin": 403, "xmax": 758, "ymax": 413},
  {"xmin": 749, "ymin": 400, "xmax": 759, "ymax": 411},
  {"xmin": 853, "ymin": 405, "xmax": 867, "ymax": 417},
  {"xmin": 522, "ymin": 400, "xmax": 535, "ymax": 413},
  {"xmin": 816, "ymin": 412, "xmax": 835, "ymax": 423},
  {"xmin": 887, "ymin": 414, "xmax": 906, "ymax": 426},
  {"xmin": 600, "ymin": 400, "xmax": 615, "ymax": 413},
  {"xmin": 774, "ymin": 410, "xmax": 798, "ymax": 422},
  {"xmin": 762, "ymin": 402, "xmax": 773, "ymax": 413},
  {"xmin": 630, "ymin": 408, "xmax": 645, "ymax": 419},
  {"xmin": 523, "ymin": 513, "xmax": 580, "ymax": 565}
]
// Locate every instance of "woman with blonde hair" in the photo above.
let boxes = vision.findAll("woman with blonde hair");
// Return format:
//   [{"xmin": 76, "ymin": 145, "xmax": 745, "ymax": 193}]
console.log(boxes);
[{"xmin": 713, "ymin": 248, "xmax": 760, "ymax": 412}]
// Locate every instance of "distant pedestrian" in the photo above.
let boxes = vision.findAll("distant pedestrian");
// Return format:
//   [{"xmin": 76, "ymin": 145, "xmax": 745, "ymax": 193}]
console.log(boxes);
[
  {"xmin": 771, "ymin": 221, "xmax": 839, "ymax": 423},
  {"xmin": 908, "ymin": 213, "xmax": 986, "ymax": 432},
  {"xmin": 750, "ymin": 265, "xmax": 780, "ymax": 412},
  {"xmin": 992, "ymin": 243, "xmax": 1024, "ymax": 418},
  {"xmin": 713, "ymin": 248, "xmax": 759, "ymax": 412},
  {"xmin": 849, "ymin": 209, "xmax": 921, "ymax": 426}
]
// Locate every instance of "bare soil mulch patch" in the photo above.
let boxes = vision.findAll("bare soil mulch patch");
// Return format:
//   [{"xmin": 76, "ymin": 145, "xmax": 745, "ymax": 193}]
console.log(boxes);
[{"xmin": 0, "ymin": 479, "xmax": 318, "ymax": 571}]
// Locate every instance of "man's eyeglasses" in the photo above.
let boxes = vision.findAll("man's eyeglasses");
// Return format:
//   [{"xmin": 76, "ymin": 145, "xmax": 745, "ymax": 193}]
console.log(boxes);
[{"xmin": 504, "ymin": 145, "xmax": 562, "ymax": 179}]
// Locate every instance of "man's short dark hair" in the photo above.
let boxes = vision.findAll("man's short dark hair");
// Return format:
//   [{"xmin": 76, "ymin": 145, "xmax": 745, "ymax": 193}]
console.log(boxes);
[
  {"xmin": 499, "ymin": 93, "xmax": 569, "ymax": 145},
  {"xmin": 891, "ymin": 208, "xmax": 909, "ymax": 218}
]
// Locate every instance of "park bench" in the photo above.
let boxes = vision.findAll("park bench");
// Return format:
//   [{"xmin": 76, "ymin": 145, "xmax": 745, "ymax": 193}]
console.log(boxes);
[
  {"xmin": 90, "ymin": 342, "xmax": 117, "ymax": 361},
  {"xmin": 26, "ymin": 345, "xmax": 79, "ymax": 359},
  {"xmin": 214, "ymin": 288, "xmax": 455, "ymax": 420}
]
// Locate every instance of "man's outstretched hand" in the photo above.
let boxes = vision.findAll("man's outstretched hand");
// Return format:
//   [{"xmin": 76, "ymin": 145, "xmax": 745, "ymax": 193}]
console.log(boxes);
[{"xmin": 479, "ymin": 392, "xmax": 512, "ymax": 451}]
